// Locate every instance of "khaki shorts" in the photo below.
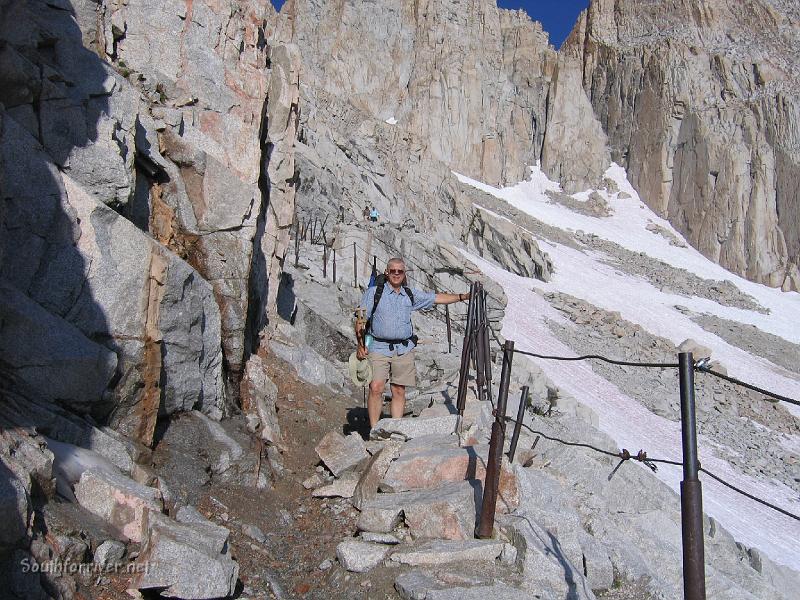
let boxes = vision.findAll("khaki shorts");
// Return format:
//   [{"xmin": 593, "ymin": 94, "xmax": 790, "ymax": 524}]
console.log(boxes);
[{"xmin": 368, "ymin": 350, "xmax": 417, "ymax": 387}]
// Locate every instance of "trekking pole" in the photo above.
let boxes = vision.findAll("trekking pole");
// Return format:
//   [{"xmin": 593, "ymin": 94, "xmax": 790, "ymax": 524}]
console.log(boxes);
[
  {"xmin": 477, "ymin": 339, "xmax": 514, "ymax": 539},
  {"xmin": 679, "ymin": 352, "xmax": 706, "ymax": 600},
  {"xmin": 333, "ymin": 247, "xmax": 337, "ymax": 283},
  {"xmin": 322, "ymin": 244, "xmax": 328, "ymax": 278}
]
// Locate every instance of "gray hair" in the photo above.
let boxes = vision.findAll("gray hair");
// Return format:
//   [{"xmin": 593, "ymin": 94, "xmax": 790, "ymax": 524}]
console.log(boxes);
[{"xmin": 386, "ymin": 257, "xmax": 405, "ymax": 270}]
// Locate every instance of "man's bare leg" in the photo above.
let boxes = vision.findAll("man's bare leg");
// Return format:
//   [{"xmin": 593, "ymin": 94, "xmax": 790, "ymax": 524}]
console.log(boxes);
[
  {"xmin": 390, "ymin": 384, "xmax": 406, "ymax": 419},
  {"xmin": 367, "ymin": 379, "xmax": 386, "ymax": 428}
]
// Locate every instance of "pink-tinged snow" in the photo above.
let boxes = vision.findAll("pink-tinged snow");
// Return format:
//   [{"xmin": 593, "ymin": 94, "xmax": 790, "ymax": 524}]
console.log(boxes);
[
  {"xmin": 454, "ymin": 165, "xmax": 800, "ymax": 410},
  {"xmin": 454, "ymin": 164, "xmax": 800, "ymax": 569},
  {"xmin": 466, "ymin": 252, "xmax": 800, "ymax": 570}
]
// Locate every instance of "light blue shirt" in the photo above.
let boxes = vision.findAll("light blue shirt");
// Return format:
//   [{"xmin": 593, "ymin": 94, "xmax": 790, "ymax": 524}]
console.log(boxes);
[{"xmin": 360, "ymin": 282, "xmax": 435, "ymax": 356}]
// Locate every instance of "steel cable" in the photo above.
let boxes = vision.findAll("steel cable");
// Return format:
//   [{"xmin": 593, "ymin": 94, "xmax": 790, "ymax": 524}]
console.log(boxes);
[
  {"xmin": 695, "ymin": 365, "xmax": 800, "ymax": 407},
  {"xmin": 513, "ymin": 348, "xmax": 679, "ymax": 369}
]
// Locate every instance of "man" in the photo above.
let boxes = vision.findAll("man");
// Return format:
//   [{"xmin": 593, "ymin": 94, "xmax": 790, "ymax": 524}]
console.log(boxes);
[{"xmin": 356, "ymin": 257, "xmax": 470, "ymax": 427}]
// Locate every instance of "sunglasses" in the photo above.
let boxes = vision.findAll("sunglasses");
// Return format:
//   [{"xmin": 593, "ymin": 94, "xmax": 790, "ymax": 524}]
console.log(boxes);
[{"xmin": 387, "ymin": 269, "xmax": 405, "ymax": 275}]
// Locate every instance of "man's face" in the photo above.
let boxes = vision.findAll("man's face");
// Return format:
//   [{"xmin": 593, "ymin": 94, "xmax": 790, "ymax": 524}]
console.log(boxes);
[{"xmin": 386, "ymin": 263, "xmax": 406, "ymax": 285}]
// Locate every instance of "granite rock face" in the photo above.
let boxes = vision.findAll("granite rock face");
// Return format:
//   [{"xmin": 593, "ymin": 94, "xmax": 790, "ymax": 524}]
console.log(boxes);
[
  {"xmin": 569, "ymin": 0, "xmax": 800, "ymax": 289},
  {"xmin": 0, "ymin": 0, "xmax": 300, "ymax": 446},
  {"xmin": 280, "ymin": 0, "xmax": 556, "ymax": 187}
]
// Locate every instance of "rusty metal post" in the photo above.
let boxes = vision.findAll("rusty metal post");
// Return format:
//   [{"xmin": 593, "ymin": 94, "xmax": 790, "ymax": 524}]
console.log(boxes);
[
  {"xmin": 480, "ymin": 288, "xmax": 493, "ymax": 401},
  {"xmin": 456, "ymin": 281, "xmax": 478, "ymax": 415},
  {"xmin": 353, "ymin": 242, "xmax": 357, "ymax": 288},
  {"xmin": 679, "ymin": 352, "xmax": 706, "ymax": 600},
  {"xmin": 477, "ymin": 339, "xmax": 514, "ymax": 539},
  {"xmin": 332, "ymin": 247, "xmax": 337, "ymax": 283},
  {"xmin": 445, "ymin": 303, "xmax": 452, "ymax": 353},
  {"xmin": 322, "ymin": 244, "xmax": 328, "ymax": 278},
  {"xmin": 507, "ymin": 386, "xmax": 528, "ymax": 463},
  {"xmin": 294, "ymin": 222, "xmax": 300, "ymax": 267},
  {"xmin": 474, "ymin": 283, "xmax": 486, "ymax": 402},
  {"xmin": 319, "ymin": 215, "xmax": 329, "ymax": 244}
]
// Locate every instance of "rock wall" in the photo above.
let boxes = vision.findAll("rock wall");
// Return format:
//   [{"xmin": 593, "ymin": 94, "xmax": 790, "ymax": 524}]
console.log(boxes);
[
  {"xmin": 0, "ymin": 0, "xmax": 299, "ymax": 446},
  {"xmin": 569, "ymin": 0, "xmax": 800, "ymax": 290},
  {"xmin": 278, "ymin": 0, "xmax": 556, "ymax": 187}
]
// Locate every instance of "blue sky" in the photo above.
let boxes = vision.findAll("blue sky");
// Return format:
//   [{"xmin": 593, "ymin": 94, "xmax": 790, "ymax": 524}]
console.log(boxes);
[
  {"xmin": 498, "ymin": 1, "xmax": 589, "ymax": 48},
  {"xmin": 269, "ymin": 1, "xmax": 588, "ymax": 49}
]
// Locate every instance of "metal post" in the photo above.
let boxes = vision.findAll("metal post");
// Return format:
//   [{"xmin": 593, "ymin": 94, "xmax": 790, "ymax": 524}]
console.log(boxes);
[
  {"xmin": 679, "ymin": 352, "xmax": 706, "ymax": 600},
  {"xmin": 445, "ymin": 303, "xmax": 452, "ymax": 353},
  {"xmin": 507, "ymin": 385, "xmax": 528, "ymax": 463},
  {"xmin": 481, "ymin": 288, "xmax": 493, "ymax": 400},
  {"xmin": 474, "ymin": 284, "xmax": 486, "ymax": 402},
  {"xmin": 353, "ymin": 242, "xmax": 357, "ymax": 288},
  {"xmin": 456, "ymin": 281, "xmax": 478, "ymax": 415},
  {"xmin": 477, "ymin": 339, "xmax": 514, "ymax": 539},
  {"xmin": 294, "ymin": 222, "xmax": 300, "ymax": 267},
  {"xmin": 332, "ymin": 247, "xmax": 337, "ymax": 283},
  {"xmin": 319, "ymin": 216, "xmax": 329, "ymax": 244},
  {"xmin": 495, "ymin": 340, "xmax": 514, "ymax": 420}
]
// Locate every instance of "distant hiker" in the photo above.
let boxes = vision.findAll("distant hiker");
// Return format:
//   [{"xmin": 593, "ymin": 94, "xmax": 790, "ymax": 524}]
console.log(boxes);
[
  {"xmin": 362, "ymin": 205, "xmax": 370, "ymax": 221},
  {"xmin": 369, "ymin": 207, "xmax": 379, "ymax": 222},
  {"xmin": 355, "ymin": 257, "xmax": 469, "ymax": 428}
]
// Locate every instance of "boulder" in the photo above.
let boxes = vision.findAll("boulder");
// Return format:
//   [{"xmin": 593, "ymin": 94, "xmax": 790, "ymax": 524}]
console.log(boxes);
[
  {"xmin": 381, "ymin": 445, "xmax": 519, "ymax": 513},
  {"xmin": 73, "ymin": 469, "xmax": 163, "ymax": 542},
  {"xmin": 134, "ymin": 511, "xmax": 238, "ymax": 600},
  {"xmin": 336, "ymin": 540, "xmax": 391, "ymax": 573},
  {"xmin": 240, "ymin": 354, "xmax": 281, "ymax": 444},
  {"xmin": 93, "ymin": 540, "xmax": 126, "ymax": 570},
  {"xmin": 359, "ymin": 481, "xmax": 477, "ymax": 541},
  {"xmin": 352, "ymin": 441, "xmax": 402, "ymax": 509},
  {"xmin": 315, "ymin": 431, "xmax": 368, "ymax": 477},
  {"xmin": 312, "ymin": 473, "xmax": 360, "ymax": 499}
]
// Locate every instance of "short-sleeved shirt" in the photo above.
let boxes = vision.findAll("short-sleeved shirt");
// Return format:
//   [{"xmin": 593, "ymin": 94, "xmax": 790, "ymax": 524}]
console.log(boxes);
[{"xmin": 360, "ymin": 282, "xmax": 435, "ymax": 356}]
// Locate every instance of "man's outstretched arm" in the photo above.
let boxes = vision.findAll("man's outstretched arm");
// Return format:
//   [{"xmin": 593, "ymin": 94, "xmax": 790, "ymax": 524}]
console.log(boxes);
[{"xmin": 434, "ymin": 292, "xmax": 470, "ymax": 305}]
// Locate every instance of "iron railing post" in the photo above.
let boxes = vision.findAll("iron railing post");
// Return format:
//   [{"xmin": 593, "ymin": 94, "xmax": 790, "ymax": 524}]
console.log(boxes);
[
  {"xmin": 477, "ymin": 339, "xmax": 514, "ymax": 539},
  {"xmin": 352, "ymin": 242, "xmax": 357, "ymax": 288},
  {"xmin": 480, "ymin": 287, "xmax": 493, "ymax": 402},
  {"xmin": 456, "ymin": 281, "xmax": 478, "ymax": 415},
  {"xmin": 507, "ymin": 385, "xmax": 528, "ymax": 463},
  {"xmin": 679, "ymin": 352, "xmax": 706, "ymax": 600},
  {"xmin": 445, "ymin": 303, "xmax": 452, "ymax": 354}
]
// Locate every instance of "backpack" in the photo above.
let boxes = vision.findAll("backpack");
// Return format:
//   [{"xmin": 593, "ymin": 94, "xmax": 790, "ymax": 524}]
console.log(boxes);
[{"xmin": 365, "ymin": 274, "xmax": 417, "ymax": 350}]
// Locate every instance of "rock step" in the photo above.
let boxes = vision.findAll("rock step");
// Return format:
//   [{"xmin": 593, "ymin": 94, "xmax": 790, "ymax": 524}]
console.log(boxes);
[
  {"xmin": 336, "ymin": 539, "xmax": 391, "ymax": 573},
  {"xmin": 371, "ymin": 415, "xmax": 459, "ymax": 440},
  {"xmin": 390, "ymin": 539, "xmax": 507, "ymax": 566},
  {"xmin": 381, "ymin": 445, "xmax": 519, "ymax": 513},
  {"xmin": 395, "ymin": 571, "xmax": 533, "ymax": 600},
  {"xmin": 357, "ymin": 480, "xmax": 477, "ymax": 540}
]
